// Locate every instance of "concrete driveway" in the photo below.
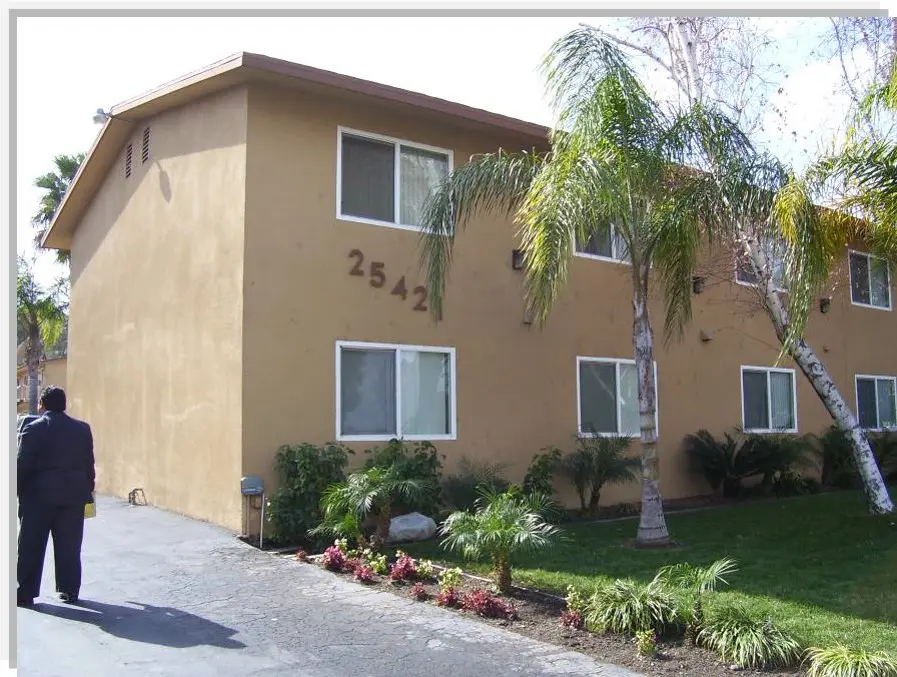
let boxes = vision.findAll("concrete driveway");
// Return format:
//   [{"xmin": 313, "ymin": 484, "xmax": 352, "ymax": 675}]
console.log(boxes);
[{"xmin": 17, "ymin": 497, "xmax": 640, "ymax": 676}]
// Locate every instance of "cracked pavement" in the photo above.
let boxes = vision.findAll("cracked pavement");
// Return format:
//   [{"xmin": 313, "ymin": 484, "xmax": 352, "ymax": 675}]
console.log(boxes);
[{"xmin": 17, "ymin": 496, "xmax": 641, "ymax": 676}]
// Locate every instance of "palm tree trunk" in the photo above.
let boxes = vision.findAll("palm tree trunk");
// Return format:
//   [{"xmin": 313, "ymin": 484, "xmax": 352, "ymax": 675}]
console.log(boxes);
[
  {"xmin": 26, "ymin": 325, "xmax": 41, "ymax": 415},
  {"xmin": 633, "ymin": 267, "xmax": 671, "ymax": 546},
  {"xmin": 493, "ymin": 555, "xmax": 512, "ymax": 593},
  {"xmin": 744, "ymin": 240, "xmax": 894, "ymax": 514}
]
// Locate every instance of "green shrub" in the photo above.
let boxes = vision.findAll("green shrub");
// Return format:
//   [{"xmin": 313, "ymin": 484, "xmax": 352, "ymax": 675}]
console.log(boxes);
[
  {"xmin": 655, "ymin": 557, "xmax": 737, "ymax": 646},
  {"xmin": 440, "ymin": 456, "xmax": 510, "ymax": 512},
  {"xmin": 683, "ymin": 429, "xmax": 814, "ymax": 498},
  {"xmin": 804, "ymin": 427, "xmax": 897, "ymax": 488},
  {"xmin": 697, "ymin": 605, "xmax": 803, "ymax": 669},
  {"xmin": 559, "ymin": 434, "xmax": 639, "ymax": 516},
  {"xmin": 871, "ymin": 430, "xmax": 897, "ymax": 482},
  {"xmin": 635, "ymin": 629, "xmax": 658, "ymax": 658},
  {"xmin": 522, "ymin": 447, "xmax": 562, "ymax": 498},
  {"xmin": 772, "ymin": 469, "xmax": 820, "ymax": 497},
  {"xmin": 266, "ymin": 442, "xmax": 352, "ymax": 548},
  {"xmin": 584, "ymin": 575, "xmax": 678, "ymax": 635},
  {"xmin": 311, "ymin": 466, "xmax": 431, "ymax": 549},
  {"xmin": 363, "ymin": 439, "xmax": 444, "ymax": 515},
  {"xmin": 439, "ymin": 486, "xmax": 561, "ymax": 593},
  {"xmin": 804, "ymin": 426, "xmax": 857, "ymax": 489},
  {"xmin": 805, "ymin": 645, "xmax": 897, "ymax": 677},
  {"xmin": 438, "ymin": 567, "xmax": 463, "ymax": 592}
]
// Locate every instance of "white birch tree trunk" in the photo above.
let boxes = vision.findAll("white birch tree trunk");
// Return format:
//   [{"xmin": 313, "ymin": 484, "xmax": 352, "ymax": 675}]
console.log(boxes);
[
  {"xmin": 743, "ymin": 238, "xmax": 894, "ymax": 514},
  {"xmin": 633, "ymin": 264, "xmax": 671, "ymax": 545}
]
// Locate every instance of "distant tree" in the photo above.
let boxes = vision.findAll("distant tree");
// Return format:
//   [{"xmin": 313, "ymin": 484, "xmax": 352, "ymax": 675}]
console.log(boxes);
[
  {"xmin": 17, "ymin": 256, "xmax": 67, "ymax": 413},
  {"xmin": 32, "ymin": 153, "xmax": 85, "ymax": 265}
]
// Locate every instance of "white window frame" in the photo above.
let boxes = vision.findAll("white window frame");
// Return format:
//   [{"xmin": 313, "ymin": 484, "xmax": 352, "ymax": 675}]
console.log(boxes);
[
  {"xmin": 335, "ymin": 340, "xmax": 457, "ymax": 442},
  {"xmin": 576, "ymin": 356, "xmax": 659, "ymax": 438},
  {"xmin": 854, "ymin": 374, "xmax": 897, "ymax": 431},
  {"xmin": 848, "ymin": 249, "xmax": 892, "ymax": 311},
  {"xmin": 335, "ymin": 126, "xmax": 454, "ymax": 233},
  {"xmin": 573, "ymin": 223, "xmax": 631, "ymax": 266},
  {"xmin": 740, "ymin": 365, "xmax": 799, "ymax": 434}
]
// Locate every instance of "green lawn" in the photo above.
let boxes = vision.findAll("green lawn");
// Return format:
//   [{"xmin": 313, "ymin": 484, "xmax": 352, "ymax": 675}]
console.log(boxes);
[{"xmin": 402, "ymin": 490, "xmax": 897, "ymax": 651}]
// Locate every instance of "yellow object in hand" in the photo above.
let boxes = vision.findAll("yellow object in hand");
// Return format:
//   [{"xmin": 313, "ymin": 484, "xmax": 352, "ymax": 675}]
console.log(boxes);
[{"xmin": 84, "ymin": 493, "xmax": 96, "ymax": 519}]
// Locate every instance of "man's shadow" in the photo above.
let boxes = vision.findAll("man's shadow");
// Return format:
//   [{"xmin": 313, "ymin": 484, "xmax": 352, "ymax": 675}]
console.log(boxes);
[{"xmin": 33, "ymin": 599, "xmax": 245, "ymax": 650}]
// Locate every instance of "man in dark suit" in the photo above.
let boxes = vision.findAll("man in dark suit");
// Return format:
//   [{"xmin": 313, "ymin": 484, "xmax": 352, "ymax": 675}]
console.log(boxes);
[{"xmin": 17, "ymin": 386, "xmax": 95, "ymax": 607}]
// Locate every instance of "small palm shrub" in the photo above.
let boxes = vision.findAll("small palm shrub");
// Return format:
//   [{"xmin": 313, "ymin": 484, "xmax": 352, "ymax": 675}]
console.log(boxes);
[
  {"xmin": 684, "ymin": 429, "xmax": 814, "ymax": 498},
  {"xmin": 363, "ymin": 439, "xmax": 444, "ymax": 515},
  {"xmin": 697, "ymin": 605, "xmax": 802, "ymax": 669},
  {"xmin": 584, "ymin": 575, "xmax": 678, "ymax": 635},
  {"xmin": 310, "ymin": 467, "xmax": 430, "ymax": 548},
  {"xmin": 559, "ymin": 434, "xmax": 640, "ymax": 516},
  {"xmin": 267, "ymin": 442, "xmax": 352, "ymax": 548},
  {"xmin": 804, "ymin": 426, "xmax": 856, "ymax": 488},
  {"xmin": 805, "ymin": 645, "xmax": 897, "ymax": 677},
  {"xmin": 655, "ymin": 557, "xmax": 738, "ymax": 646},
  {"xmin": 439, "ymin": 486, "xmax": 562, "ymax": 593},
  {"xmin": 440, "ymin": 456, "xmax": 510, "ymax": 512}
]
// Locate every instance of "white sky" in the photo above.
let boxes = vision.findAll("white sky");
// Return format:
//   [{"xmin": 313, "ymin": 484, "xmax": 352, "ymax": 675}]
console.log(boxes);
[{"xmin": 15, "ymin": 15, "xmax": 856, "ymax": 287}]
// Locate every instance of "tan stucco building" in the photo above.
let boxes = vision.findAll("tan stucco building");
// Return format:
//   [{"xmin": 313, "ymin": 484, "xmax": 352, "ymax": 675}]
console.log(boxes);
[{"xmin": 42, "ymin": 53, "xmax": 897, "ymax": 533}]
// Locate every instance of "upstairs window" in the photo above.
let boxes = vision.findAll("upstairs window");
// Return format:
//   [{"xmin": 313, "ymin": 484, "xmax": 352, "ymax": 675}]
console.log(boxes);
[
  {"xmin": 849, "ymin": 250, "xmax": 891, "ymax": 310},
  {"xmin": 338, "ymin": 128, "xmax": 451, "ymax": 232}
]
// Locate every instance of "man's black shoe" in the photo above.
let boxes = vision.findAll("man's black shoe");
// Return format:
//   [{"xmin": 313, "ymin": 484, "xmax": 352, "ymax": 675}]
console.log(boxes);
[
  {"xmin": 58, "ymin": 593, "xmax": 78, "ymax": 604},
  {"xmin": 16, "ymin": 597, "xmax": 34, "ymax": 608}
]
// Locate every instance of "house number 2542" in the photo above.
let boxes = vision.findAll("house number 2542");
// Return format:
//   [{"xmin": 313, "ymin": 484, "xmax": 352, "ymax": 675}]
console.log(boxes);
[{"xmin": 348, "ymin": 249, "xmax": 428, "ymax": 312}]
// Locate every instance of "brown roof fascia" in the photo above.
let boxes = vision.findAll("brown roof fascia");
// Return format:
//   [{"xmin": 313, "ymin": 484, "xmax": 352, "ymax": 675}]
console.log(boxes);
[{"xmin": 41, "ymin": 52, "xmax": 549, "ymax": 249}]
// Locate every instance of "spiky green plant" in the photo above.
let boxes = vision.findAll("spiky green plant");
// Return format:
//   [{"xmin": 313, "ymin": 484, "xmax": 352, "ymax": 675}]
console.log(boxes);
[
  {"xmin": 697, "ymin": 605, "xmax": 803, "ymax": 669},
  {"xmin": 656, "ymin": 557, "xmax": 737, "ymax": 646},
  {"xmin": 439, "ymin": 486, "xmax": 562, "ymax": 593},
  {"xmin": 805, "ymin": 645, "xmax": 897, "ymax": 677},
  {"xmin": 310, "ymin": 467, "xmax": 429, "ymax": 549},
  {"xmin": 584, "ymin": 574, "xmax": 678, "ymax": 635}
]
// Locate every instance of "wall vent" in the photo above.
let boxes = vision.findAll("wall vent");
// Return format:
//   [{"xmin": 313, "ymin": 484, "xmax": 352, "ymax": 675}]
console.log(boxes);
[
  {"xmin": 141, "ymin": 127, "xmax": 150, "ymax": 164},
  {"xmin": 125, "ymin": 143, "xmax": 133, "ymax": 178}
]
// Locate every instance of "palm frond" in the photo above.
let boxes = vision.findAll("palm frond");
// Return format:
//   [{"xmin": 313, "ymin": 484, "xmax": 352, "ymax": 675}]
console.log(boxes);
[{"xmin": 418, "ymin": 149, "xmax": 546, "ymax": 321}]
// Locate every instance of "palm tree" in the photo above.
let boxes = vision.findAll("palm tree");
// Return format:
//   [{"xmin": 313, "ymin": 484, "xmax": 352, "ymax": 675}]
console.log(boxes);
[
  {"xmin": 560, "ymin": 433, "xmax": 640, "ymax": 516},
  {"xmin": 32, "ymin": 153, "xmax": 85, "ymax": 265},
  {"xmin": 311, "ymin": 466, "xmax": 429, "ymax": 549},
  {"xmin": 17, "ymin": 256, "xmax": 67, "ymax": 414},
  {"xmin": 439, "ymin": 486, "xmax": 561, "ymax": 593},
  {"xmin": 418, "ymin": 26, "xmax": 750, "ymax": 546}
]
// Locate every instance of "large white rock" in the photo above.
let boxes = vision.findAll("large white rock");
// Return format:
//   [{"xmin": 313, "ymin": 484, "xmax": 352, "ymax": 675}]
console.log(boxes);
[{"xmin": 387, "ymin": 512, "xmax": 437, "ymax": 543}]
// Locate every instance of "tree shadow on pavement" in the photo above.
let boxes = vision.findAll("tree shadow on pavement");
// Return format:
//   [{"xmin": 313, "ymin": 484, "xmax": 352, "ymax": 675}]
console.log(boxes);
[{"xmin": 34, "ymin": 599, "xmax": 246, "ymax": 649}]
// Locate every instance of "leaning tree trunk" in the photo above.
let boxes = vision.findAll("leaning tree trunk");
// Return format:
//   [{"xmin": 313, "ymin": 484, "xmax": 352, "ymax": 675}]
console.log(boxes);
[
  {"xmin": 745, "ymin": 240, "xmax": 894, "ymax": 514},
  {"xmin": 633, "ymin": 266, "xmax": 671, "ymax": 546}
]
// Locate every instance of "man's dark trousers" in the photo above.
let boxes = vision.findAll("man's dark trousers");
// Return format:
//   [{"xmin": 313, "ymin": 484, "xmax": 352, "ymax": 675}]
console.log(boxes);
[{"xmin": 18, "ymin": 499, "xmax": 85, "ymax": 600}]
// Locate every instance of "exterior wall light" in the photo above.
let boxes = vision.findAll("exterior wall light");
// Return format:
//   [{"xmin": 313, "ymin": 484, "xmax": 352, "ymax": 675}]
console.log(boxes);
[
  {"xmin": 819, "ymin": 297, "xmax": 831, "ymax": 314},
  {"xmin": 511, "ymin": 249, "xmax": 525, "ymax": 271},
  {"xmin": 692, "ymin": 276, "xmax": 706, "ymax": 294}
]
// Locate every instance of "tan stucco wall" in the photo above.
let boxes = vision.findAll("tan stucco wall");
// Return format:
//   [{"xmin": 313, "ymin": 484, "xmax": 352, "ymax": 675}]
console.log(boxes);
[
  {"xmin": 67, "ymin": 87, "xmax": 248, "ymax": 531},
  {"xmin": 241, "ymin": 83, "xmax": 897, "ymax": 510},
  {"xmin": 42, "ymin": 358, "xmax": 67, "ymax": 392}
]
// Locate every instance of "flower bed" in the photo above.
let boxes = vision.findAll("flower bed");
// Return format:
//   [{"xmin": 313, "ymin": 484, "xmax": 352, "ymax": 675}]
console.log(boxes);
[{"xmin": 292, "ymin": 547, "xmax": 801, "ymax": 676}]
